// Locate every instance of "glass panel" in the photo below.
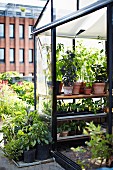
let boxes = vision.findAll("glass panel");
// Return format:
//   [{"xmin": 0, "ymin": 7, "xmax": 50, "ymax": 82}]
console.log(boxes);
[
  {"xmin": 19, "ymin": 49, "xmax": 24, "ymax": 63},
  {"xmin": 19, "ymin": 25, "xmax": 24, "ymax": 38},
  {"xmin": 10, "ymin": 24, "xmax": 14, "ymax": 38},
  {"xmin": 10, "ymin": 48, "xmax": 15, "ymax": 63},
  {"xmin": 0, "ymin": 24, "xmax": 4, "ymax": 37},
  {"xmin": 54, "ymin": 0, "xmax": 77, "ymax": 19},
  {"xmin": 0, "ymin": 48, "xmax": 5, "ymax": 62},
  {"xmin": 29, "ymin": 49, "xmax": 33, "ymax": 63},
  {"xmin": 36, "ymin": 1, "xmax": 51, "ymax": 28},
  {"xmin": 79, "ymin": 0, "xmax": 97, "ymax": 9}
]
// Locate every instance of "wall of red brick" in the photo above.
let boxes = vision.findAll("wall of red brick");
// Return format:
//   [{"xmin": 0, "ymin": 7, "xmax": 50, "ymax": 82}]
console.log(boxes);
[{"xmin": 0, "ymin": 16, "xmax": 34, "ymax": 75}]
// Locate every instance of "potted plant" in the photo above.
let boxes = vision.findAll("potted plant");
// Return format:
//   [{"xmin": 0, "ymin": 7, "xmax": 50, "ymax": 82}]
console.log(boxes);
[
  {"xmin": 84, "ymin": 82, "xmax": 93, "ymax": 95},
  {"xmin": 59, "ymin": 122, "xmax": 71, "ymax": 137},
  {"xmin": 69, "ymin": 121, "xmax": 77, "ymax": 136},
  {"xmin": 35, "ymin": 119, "xmax": 52, "ymax": 160},
  {"xmin": 83, "ymin": 122, "xmax": 113, "ymax": 167},
  {"xmin": 91, "ymin": 63, "xmax": 107, "ymax": 94},
  {"xmin": 60, "ymin": 50, "xmax": 77, "ymax": 95}
]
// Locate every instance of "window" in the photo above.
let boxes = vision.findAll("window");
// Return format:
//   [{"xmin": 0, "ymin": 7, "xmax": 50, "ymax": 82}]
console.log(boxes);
[
  {"xmin": 0, "ymin": 48, "xmax": 5, "ymax": 63},
  {"xmin": 0, "ymin": 24, "xmax": 5, "ymax": 37},
  {"xmin": 29, "ymin": 25, "xmax": 33, "ymax": 39},
  {"xmin": 29, "ymin": 49, "xmax": 33, "ymax": 63},
  {"xmin": 29, "ymin": 73, "xmax": 33, "ymax": 76},
  {"xmin": 19, "ymin": 73, "xmax": 24, "ymax": 77},
  {"xmin": 10, "ymin": 48, "xmax": 15, "ymax": 63},
  {"xmin": 19, "ymin": 49, "xmax": 24, "ymax": 63},
  {"xmin": 19, "ymin": 25, "xmax": 24, "ymax": 39},
  {"xmin": 10, "ymin": 24, "xmax": 14, "ymax": 38}
]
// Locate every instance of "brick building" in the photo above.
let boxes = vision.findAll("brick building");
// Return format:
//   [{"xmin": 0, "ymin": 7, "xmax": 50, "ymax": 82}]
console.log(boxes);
[{"xmin": 0, "ymin": 3, "xmax": 42, "ymax": 76}]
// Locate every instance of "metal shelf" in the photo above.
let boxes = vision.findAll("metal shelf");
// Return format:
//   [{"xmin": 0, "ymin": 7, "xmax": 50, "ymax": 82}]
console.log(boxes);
[
  {"xmin": 57, "ymin": 134, "xmax": 89, "ymax": 142},
  {"xmin": 57, "ymin": 112, "xmax": 107, "ymax": 121},
  {"xmin": 57, "ymin": 128, "xmax": 106, "ymax": 142}
]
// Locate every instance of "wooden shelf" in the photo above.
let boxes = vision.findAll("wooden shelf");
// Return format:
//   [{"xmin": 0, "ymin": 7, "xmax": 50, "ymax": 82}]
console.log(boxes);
[
  {"xmin": 57, "ymin": 94, "xmax": 108, "ymax": 100},
  {"xmin": 57, "ymin": 112, "xmax": 107, "ymax": 121}
]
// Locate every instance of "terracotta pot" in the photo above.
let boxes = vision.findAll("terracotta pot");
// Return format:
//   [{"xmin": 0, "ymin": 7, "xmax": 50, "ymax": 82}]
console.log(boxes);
[
  {"xmin": 60, "ymin": 131, "xmax": 69, "ymax": 137},
  {"xmin": 73, "ymin": 82, "xmax": 82, "ymax": 95},
  {"xmin": 80, "ymin": 82, "xmax": 86, "ymax": 94},
  {"xmin": 84, "ymin": 87, "xmax": 92, "ymax": 95},
  {"xmin": 93, "ymin": 82, "xmax": 106, "ymax": 94},
  {"xmin": 63, "ymin": 86, "xmax": 73, "ymax": 95}
]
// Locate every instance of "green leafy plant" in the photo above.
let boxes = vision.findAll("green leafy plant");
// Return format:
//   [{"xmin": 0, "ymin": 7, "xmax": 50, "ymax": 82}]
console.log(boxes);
[
  {"xmin": 91, "ymin": 64, "xmax": 107, "ymax": 83},
  {"xmin": 83, "ymin": 122, "xmax": 113, "ymax": 167},
  {"xmin": 60, "ymin": 50, "xmax": 77, "ymax": 86},
  {"xmin": 59, "ymin": 122, "xmax": 71, "ymax": 132}
]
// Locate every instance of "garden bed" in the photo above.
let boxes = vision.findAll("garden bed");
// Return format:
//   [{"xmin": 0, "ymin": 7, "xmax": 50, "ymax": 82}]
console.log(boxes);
[{"xmin": 60, "ymin": 146, "xmax": 108, "ymax": 170}]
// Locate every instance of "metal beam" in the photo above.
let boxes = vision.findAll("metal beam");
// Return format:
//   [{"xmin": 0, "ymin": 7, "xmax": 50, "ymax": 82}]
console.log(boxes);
[{"xmin": 51, "ymin": 151, "xmax": 82, "ymax": 170}]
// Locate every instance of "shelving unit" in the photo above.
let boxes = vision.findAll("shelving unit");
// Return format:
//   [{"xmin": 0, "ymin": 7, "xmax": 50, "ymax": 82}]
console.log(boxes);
[
  {"xmin": 57, "ymin": 93, "xmax": 107, "ymax": 142},
  {"xmin": 57, "ymin": 112, "xmax": 107, "ymax": 121}
]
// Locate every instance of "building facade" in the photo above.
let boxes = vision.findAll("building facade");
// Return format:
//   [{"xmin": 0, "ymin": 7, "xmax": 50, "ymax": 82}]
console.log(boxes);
[{"xmin": 0, "ymin": 3, "xmax": 41, "ymax": 76}]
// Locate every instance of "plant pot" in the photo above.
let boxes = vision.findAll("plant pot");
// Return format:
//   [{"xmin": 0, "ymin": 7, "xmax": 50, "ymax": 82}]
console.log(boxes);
[
  {"xmin": 63, "ymin": 86, "xmax": 73, "ymax": 95},
  {"xmin": 73, "ymin": 82, "xmax": 82, "ymax": 95},
  {"xmin": 80, "ymin": 82, "xmax": 86, "ymax": 94},
  {"xmin": 57, "ymin": 133, "xmax": 60, "ymax": 138},
  {"xmin": 93, "ymin": 82, "xmax": 106, "ymax": 94},
  {"xmin": 60, "ymin": 131, "xmax": 69, "ymax": 137},
  {"xmin": 56, "ymin": 81, "xmax": 63, "ymax": 94},
  {"xmin": 35, "ymin": 144, "xmax": 50, "ymax": 160},
  {"xmin": 84, "ymin": 87, "xmax": 92, "ymax": 95},
  {"xmin": 68, "ymin": 130, "xmax": 76, "ymax": 136},
  {"xmin": 47, "ymin": 81, "xmax": 63, "ymax": 95},
  {"xmin": 23, "ymin": 149, "xmax": 36, "ymax": 163}
]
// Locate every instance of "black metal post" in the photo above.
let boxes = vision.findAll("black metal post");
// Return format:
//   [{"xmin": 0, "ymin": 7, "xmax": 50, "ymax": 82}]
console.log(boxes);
[
  {"xmin": 33, "ymin": 35, "xmax": 37, "ymax": 110},
  {"xmin": 77, "ymin": 0, "xmax": 79, "ymax": 10},
  {"xmin": 51, "ymin": 0, "xmax": 57, "ymax": 150},
  {"xmin": 107, "ymin": 4, "xmax": 113, "ymax": 134},
  {"xmin": 72, "ymin": 38, "xmax": 75, "ymax": 51}
]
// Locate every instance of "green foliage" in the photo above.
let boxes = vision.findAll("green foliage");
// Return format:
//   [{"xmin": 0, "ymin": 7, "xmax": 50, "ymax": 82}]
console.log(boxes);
[
  {"xmin": 75, "ymin": 41, "xmax": 106, "ymax": 83},
  {"xmin": 11, "ymin": 81, "xmax": 34, "ymax": 105},
  {"xmin": 83, "ymin": 122, "xmax": 113, "ymax": 165},
  {"xmin": 42, "ymin": 99, "xmax": 52, "ymax": 116},
  {"xmin": 59, "ymin": 122, "xmax": 71, "ymax": 132},
  {"xmin": 69, "ymin": 121, "xmax": 77, "ymax": 131},
  {"xmin": 1, "ymin": 110, "xmax": 52, "ymax": 160},
  {"xmin": 60, "ymin": 50, "xmax": 77, "ymax": 86},
  {"xmin": 0, "ymin": 71, "xmax": 20, "ymax": 84},
  {"xmin": 0, "ymin": 85, "xmax": 28, "ymax": 117},
  {"xmin": 3, "ymin": 138, "xmax": 23, "ymax": 161}
]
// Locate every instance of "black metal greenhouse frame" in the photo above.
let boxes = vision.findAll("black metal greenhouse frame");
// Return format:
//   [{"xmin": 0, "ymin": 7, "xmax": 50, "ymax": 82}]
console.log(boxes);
[{"xmin": 33, "ymin": 0, "xmax": 113, "ymax": 169}]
